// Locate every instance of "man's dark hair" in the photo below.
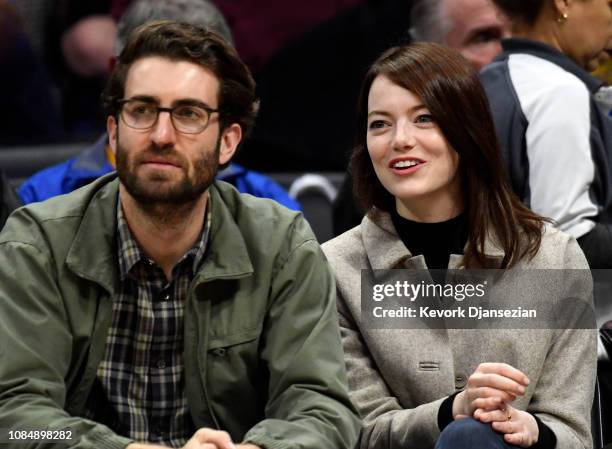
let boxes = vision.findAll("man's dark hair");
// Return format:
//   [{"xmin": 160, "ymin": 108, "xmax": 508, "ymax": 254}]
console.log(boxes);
[
  {"xmin": 490, "ymin": 0, "xmax": 544, "ymax": 25},
  {"xmin": 102, "ymin": 20, "xmax": 257, "ymax": 135},
  {"xmin": 351, "ymin": 42, "xmax": 545, "ymax": 268}
]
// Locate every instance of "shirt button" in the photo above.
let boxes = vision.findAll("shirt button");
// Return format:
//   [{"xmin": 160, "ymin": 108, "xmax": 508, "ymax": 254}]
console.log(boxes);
[
  {"xmin": 152, "ymin": 423, "xmax": 163, "ymax": 437},
  {"xmin": 156, "ymin": 360, "xmax": 167, "ymax": 369},
  {"xmin": 455, "ymin": 373, "xmax": 467, "ymax": 389},
  {"xmin": 162, "ymin": 293, "xmax": 170, "ymax": 301},
  {"xmin": 212, "ymin": 348, "xmax": 227, "ymax": 357}
]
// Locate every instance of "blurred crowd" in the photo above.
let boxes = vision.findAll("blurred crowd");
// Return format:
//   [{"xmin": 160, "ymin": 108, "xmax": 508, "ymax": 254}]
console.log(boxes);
[
  {"xmin": 0, "ymin": 0, "xmax": 375, "ymax": 145},
  {"xmin": 1, "ymin": 0, "xmax": 611, "ymax": 248}
]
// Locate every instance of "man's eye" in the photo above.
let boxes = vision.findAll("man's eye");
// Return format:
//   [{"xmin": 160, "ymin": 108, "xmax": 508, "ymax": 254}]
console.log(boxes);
[
  {"xmin": 175, "ymin": 106, "xmax": 204, "ymax": 119},
  {"xmin": 468, "ymin": 28, "xmax": 502, "ymax": 45},
  {"xmin": 130, "ymin": 103, "xmax": 155, "ymax": 115}
]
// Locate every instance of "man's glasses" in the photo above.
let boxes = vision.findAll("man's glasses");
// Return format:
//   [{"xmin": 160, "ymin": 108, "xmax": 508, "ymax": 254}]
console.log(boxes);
[{"xmin": 118, "ymin": 99, "xmax": 219, "ymax": 134}]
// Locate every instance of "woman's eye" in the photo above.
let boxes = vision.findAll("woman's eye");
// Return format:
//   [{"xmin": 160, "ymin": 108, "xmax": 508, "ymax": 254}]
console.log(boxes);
[
  {"xmin": 415, "ymin": 114, "xmax": 434, "ymax": 124},
  {"xmin": 368, "ymin": 120, "xmax": 387, "ymax": 130}
]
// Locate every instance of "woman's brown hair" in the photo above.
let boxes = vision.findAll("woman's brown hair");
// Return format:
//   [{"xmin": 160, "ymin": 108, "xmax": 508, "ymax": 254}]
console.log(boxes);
[{"xmin": 351, "ymin": 42, "xmax": 546, "ymax": 268}]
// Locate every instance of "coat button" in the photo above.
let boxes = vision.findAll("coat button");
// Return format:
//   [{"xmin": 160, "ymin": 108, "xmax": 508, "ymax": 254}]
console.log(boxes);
[
  {"xmin": 212, "ymin": 348, "xmax": 227, "ymax": 357},
  {"xmin": 455, "ymin": 373, "xmax": 467, "ymax": 389},
  {"xmin": 156, "ymin": 360, "xmax": 167, "ymax": 369}
]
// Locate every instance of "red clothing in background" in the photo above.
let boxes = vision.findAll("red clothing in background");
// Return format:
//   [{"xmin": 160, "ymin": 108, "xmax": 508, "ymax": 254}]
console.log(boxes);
[{"xmin": 214, "ymin": 0, "xmax": 361, "ymax": 73}]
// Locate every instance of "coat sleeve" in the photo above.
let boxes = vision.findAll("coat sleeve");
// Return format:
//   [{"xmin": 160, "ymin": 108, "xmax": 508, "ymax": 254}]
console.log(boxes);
[
  {"xmin": 526, "ymin": 238, "xmax": 597, "ymax": 449},
  {"xmin": 527, "ymin": 326, "xmax": 596, "ymax": 449},
  {"xmin": 242, "ymin": 218, "xmax": 361, "ymax": 449},
  {"xmin": 0, "ymin": 214, "xmax": 133, "ymax": 449},
  {"xmin": 336, "ymin": 288, "xmax": 446, "ymax": 449}
]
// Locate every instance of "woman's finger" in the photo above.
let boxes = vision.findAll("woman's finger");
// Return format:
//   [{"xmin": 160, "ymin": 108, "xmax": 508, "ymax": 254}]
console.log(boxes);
[
  {"xmin": 467, "ymin": 386, "xmax": 516, "ymax": 404},
  {"xmin": 491, "ymin": 418, "xmax": 519, "ymax": 434},
  {"xmin": 475, "ymin": 363, "xmax": 530, "ymax": 386},
  {"xmin": 469, "ymin": 372, "xmax": 526, "ymax": 396},
  {"xmin": 470, "ymin": 396, "xmax": 503, "ymax": 412},
  {"xmin": 505, "ymin": 431, "xmax": 529, "ymax": 448}
]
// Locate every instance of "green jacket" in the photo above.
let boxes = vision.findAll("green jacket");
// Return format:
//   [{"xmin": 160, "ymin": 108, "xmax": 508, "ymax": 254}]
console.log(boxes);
[{"xmin": 0, "ymin": 174, "xmax": 360, "ymax": 449}]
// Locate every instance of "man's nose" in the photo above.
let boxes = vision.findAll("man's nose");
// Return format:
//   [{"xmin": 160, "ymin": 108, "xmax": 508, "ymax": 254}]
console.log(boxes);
[{"xmin": 150, "ymin": 110, "xmax": 177, "ymax": 145}]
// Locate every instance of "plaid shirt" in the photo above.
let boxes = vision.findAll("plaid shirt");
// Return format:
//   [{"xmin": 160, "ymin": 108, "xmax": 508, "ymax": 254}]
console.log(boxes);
[{"xmin": 84, "ymin": 199, "xmax": 211, "ymax": 447}]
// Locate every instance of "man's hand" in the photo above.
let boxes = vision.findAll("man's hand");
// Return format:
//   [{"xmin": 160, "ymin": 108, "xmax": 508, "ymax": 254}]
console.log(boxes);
[
  {"xmin": 183, "ymin": 428, "xmax": 235, "ymax": 449},
  {"xmin": 474, "ymin": 404, "xmax": 539, "ymax": 447},
  {"xmin": 125, "ymin": 428, "xmax": 262, "ymax": 449},
  {"xmin": 452, "ymin": 363, "xmax": 529, "ymax": 419}
]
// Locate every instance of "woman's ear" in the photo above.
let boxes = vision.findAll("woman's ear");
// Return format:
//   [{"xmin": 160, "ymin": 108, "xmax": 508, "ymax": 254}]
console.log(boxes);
[{"xmin": 553, "ymin": 0, "xmax": 570, "ymax": 22}]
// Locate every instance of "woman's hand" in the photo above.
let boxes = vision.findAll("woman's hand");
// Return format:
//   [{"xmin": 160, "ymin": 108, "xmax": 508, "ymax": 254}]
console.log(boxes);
[
  {"xmin": 474, "ymin": 404, "xmax": 539, "ymax": 447},
  {"xmin": 452, "ymin": 363, "xmax": 529, "ymax": 419}
]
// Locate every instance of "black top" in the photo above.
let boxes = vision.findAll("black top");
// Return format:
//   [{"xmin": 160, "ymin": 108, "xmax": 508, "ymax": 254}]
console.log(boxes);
[{"xmin": 390, "ymin": 209, "xmax": 468, "ymax": 269}]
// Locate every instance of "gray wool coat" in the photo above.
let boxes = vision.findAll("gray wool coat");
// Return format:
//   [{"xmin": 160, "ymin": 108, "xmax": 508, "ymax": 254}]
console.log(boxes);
[{"xmin": 322, "ymin": 211, "xmax": 597, "ymax": 449}]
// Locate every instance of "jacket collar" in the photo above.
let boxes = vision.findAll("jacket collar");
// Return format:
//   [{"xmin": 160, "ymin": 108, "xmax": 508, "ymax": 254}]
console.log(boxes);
[
  {"xmin": 362, "ymin": 209, "xmax": 505, "ymax": 269},
  {"xmin": 498, "ymin": 37, "xmax": 605, "ymax": 94},
  {"xmin": 66, "ymin": 175, "xmax": 254, "ymax": 295},
  {"xmin": 196, "ymin": 182, "xmax": 254, "ymax": 282},
  {"xmin": 66, "ymin": 174, "xmax": 121, "ymax": 294}
]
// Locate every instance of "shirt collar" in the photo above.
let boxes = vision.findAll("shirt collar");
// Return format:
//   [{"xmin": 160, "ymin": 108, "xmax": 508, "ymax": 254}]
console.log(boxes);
[{"xmin": 116, "ymin": 196, "xmax": 212, "ymax": 281}]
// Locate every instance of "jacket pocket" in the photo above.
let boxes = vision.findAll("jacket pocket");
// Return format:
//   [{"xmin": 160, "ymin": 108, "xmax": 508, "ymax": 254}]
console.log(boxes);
[
  {"xmin": 206, "ymin": 325, "xmax": 265, "ymax": 436},
  {"xmin": 208, "ymin": 325, "xmax": 261, "ymax": 353}
]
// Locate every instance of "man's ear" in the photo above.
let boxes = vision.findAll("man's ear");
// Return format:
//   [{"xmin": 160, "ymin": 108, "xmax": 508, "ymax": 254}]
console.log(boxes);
[
  {"xmin": 218, "ymin": 123, "xmax": 242, "ymax": 166},
  {"xmin": 107, "ymin": 115, "xmax": 118, "ymax": 154}
]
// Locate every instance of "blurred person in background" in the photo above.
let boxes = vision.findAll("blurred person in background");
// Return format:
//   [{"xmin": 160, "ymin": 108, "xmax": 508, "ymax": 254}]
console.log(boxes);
[
  {"xmin": 13, "ymin": 0, "xmax": 131, "ymax": 140},
  {"xmin": 18, "ymin": 0, "xmax": 300, "ymax": 211},
  {"xmin": 0, "ymin": 0, "xmax": 63, "ymax": 145},
  {"xmin": 46, "ymin": 0, "xmax": 117, "ymax": 138},
  {"xmin": 333, "ymin": 0, "xmax": 511, "ymax": 237},
  {"xmin": 480, "ymin": 0, "xmax": 612, "ymax": 268},
  {"xmin": 409, "ymin": 0, "xmax": 510, "ymax": 70},
  {"xmin": 591, "ymin": 38, "xmax": 612, "ymax": 116}
]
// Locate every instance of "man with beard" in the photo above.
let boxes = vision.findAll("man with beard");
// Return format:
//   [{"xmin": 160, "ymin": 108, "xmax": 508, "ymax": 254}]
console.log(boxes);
[
  {"xmin": 0, "ymin": 21, "xmax": 360, "ymax": 449},
  {"xmin": 18, "ymin": 0, "xmax": 299, "ymax": 212}
]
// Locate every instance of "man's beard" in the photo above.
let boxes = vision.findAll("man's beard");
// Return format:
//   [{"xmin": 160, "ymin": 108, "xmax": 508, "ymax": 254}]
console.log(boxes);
[{"xmin": 116, "ymin": 136, "xmax": 220, "ymax": 209}]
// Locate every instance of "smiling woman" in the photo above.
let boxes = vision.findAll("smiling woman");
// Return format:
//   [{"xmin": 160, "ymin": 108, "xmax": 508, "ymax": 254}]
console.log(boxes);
[
  {"xmin": 365, "ymin": 75, "xmax": 461, "ymax": 223},
  {"xmin": 322, "ymin": 42, "xmax": 597, "ymax": 449},
  {"xmin": 350, "ymin": 42, "xmax": 544, "ymax": 269}
]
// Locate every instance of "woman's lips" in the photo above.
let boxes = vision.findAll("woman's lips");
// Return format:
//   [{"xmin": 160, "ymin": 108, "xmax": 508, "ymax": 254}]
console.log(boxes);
[{"xmin": 388, "ymin": 157, "xmax": 425, "ymax": 175}]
